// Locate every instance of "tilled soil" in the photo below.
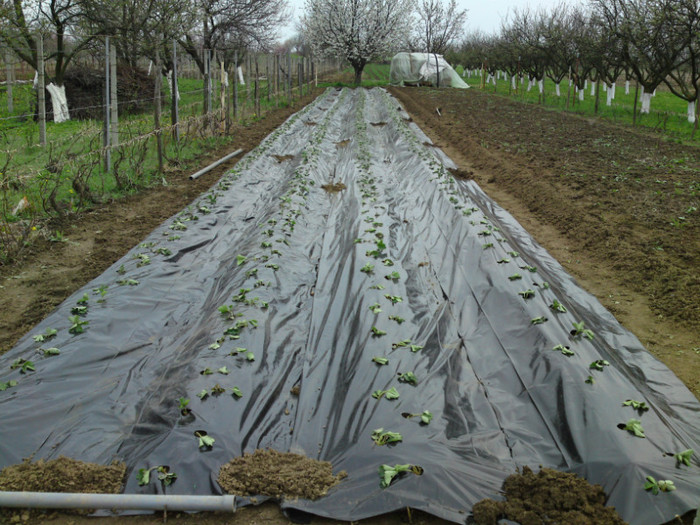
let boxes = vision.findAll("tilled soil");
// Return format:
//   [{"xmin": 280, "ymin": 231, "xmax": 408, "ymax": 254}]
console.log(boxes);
[{"xmin": 390, "ymin": 86, "xmax": 699, "ymax": 399}]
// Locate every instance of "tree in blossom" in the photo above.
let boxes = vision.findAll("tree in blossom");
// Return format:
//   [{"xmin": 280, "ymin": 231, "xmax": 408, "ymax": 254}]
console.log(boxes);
[{"xmin": 302, "ymin": 0, "xmax": 415, "ymax": 85}]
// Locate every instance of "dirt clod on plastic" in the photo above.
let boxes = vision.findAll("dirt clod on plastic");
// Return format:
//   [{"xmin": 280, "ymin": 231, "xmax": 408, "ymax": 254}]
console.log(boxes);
[
  {"xmin": 0, "ymin": 456, "xmax": 126, "ymax": 493},
  {"xmin": 471, "ymin": 466, "xmax": 627, "ymax": 525},
  {"xmin": 217, "ymin": 449, "xmax": 347, "ymax": 500},
  {"xmin": 321, "ymin": 182, "xmax": 347, "ymax": 193}
]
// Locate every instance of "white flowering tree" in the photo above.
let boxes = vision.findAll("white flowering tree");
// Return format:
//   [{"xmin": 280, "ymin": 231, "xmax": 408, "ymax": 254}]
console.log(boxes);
[{"xmin": 302, "ymin": 0, "xmax": 415, "ymax": 85}]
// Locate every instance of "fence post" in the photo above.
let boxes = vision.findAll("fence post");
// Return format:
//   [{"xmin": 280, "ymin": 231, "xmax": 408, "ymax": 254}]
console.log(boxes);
[
  {"xmin": 5, "ymin": 47, "xmax": 13, "ymax": 113},
  {"xmin": 154, "ymin": 53, "xmax": 163, "ymax": 174},
  {"xmin": 103, "ymin": 37, "xmax": 110, "ymax": 170},
  {"xmin": 172, "ymin": 39, "xmax": 179, "ymax": 143},
  {"xmin": 206, "ymin": 49, "xmax": 212, "ymax": 116},
  {"xmin": 233, "ymin": 51, "xmax": 238, "ymax": 119},
  {"xmin": 110, "ymin": 43, "xmax": 118, "ymax": 147},
  {"xmin": 266, "ymin": 55, "xmax": 270, "ymax": 103},
  {"xmin": 254, "ymin": 57, "xmax": 260, "ymax": 117},
  {"xmin": 287, "ymin": 53, "xmax": 292, "ymax": 103},
  {"xmin": 37, "ymin": 34, "xmax": 46, "ymax": 147}
]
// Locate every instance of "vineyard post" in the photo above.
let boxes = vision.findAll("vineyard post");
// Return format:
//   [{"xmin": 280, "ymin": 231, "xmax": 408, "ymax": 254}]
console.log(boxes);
[
  {"xmin": 4, "ymin": 47, "xmax": 13, "ymax": 113},
  {"xmin": 154, "ymin": 52, "xmax": 163, "ymax": 174},
  {"xmin": 103, "ymin": 36, "xmax": 110, "ymax": 169},
  {"xmin": 172, "ymin": 40, "xmax": 179, "ymax": 143},
  {"xmin": 37, "ymin": 34, "xmax": 46, "ymax": 147},
  {"xmin": 233, "ymin": 51, "xmax": 238, "ymax": 120},
  {"xmin": 254, "ymin": 56, "xmax": 260, "ymax": 117},
  {"xmin": 632, "ymin": 81, "xmax": 639, "ymax": 126},
  {"xmin": 110, "ymin": 43, "xmax": 118, "ymax": 146},
  {"xmin": 287, "ymin": 52, "xmax": 292, "ymax": 103},
  {"xmin": 266, "ymin": 55, "xmax": 270, "ymax": 103}
]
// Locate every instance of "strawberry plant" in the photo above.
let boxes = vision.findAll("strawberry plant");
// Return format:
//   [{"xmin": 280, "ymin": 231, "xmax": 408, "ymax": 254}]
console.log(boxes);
[
  {"xmin": 392, "ymin": 339, "xmax": 411, "ymax": 349},
  {"xmin": 531, "ymin": 316, "xmax": 548, "ymax": 325},
  {"xmin": 33, "ymin": 328, "xmax": 57, "ymax": 343},
  {"xmin": 508, "ymin": 274, "xmax": 522, "ymax": 281},
  {"xmin": 231, "ymin": 387, "xmax": 243, "ymax": 398},
  {"xmin": 369, "ymin": 303, "xmax": 382, "ymax": 314},
  {"xmin": 572, "ymin": 321, "xmax": 594, "ymax": 340},
  {"xmin": 0, "ymin": 380, "xmax": 18, "ymax": 391},
  {"xmin": 39, "ymin": 348, "xmax": 60, "ymax": 357},
  {"xmin": 178, "ymin": 397, "xmax": 191, "ymax": 416},
  {"xmin": 385, "ymin": 271, "xmax": 400, "ymax": 282},
  {"xmin": 117, "ymin": 279, "xmax": 139, "ymax": 286},
  {"xmin": 623, "ymin": 418, "xmax": 646, "ymax": 438},
  {"xmin": 10, "ymin": 359, "xmax": 35, "ymax": 373},
  {"xmin": 553, "ymin": 344, "xmax": 574, "ymax": 356},
  {"xmin": 372, "ymin": 357, "xmax": 389, "ymax": 365},
  {"xmin": 644, "ymin": 476, "xmax": 675, "ymax": 494},
  {"xmin": 68, "ymin": 316, "xmax": 88, "ymax": 334},
  {"xmin": 549, "ymin": 300, "xmax": 567, "ymax": 313},
  {"xmin": 384, "ymin": 294, "xmax": 402, "ymax": 305},
  {"xmin": 398, "ymin": 372, "xmax": 417, "ymax": 385},
  {"xmin": 674, "ymin": 449, "xmax": 693, "ymax": 467},
  {"xmin": 519, "ymin": 289, "xmax": 535, "ymax": 299},
  {"xmin": 137, "ymin": 465, "xmax": 177, "ymax": 487},
  {"xmin": 371, "ymin": 326, "xmax": 387, "ymax": 337},
  {"xmin": 236, "ymin": 255, "xmax": 247, "ymax": 266},
  {"xmin": 372, "ymin": 388, "xmax": 400, "ymax": 400},
  {"xmin": 622, "ymin": 400, "xmax": 649, "ymax": 412},
  {"xmin": 589, "ymin": 360, "xmax": 610, "ymax": 371},
  {"xmin": 195, "ymin": 430, "xmax": 215, "ymax": 449},
  {"xmin": 378, "ymin": 464, "xmax": 423, "ymax": 488},
  {"xmin": 388, "ymin": 315, "xmax": 405, "ymax": 324},
  {"xmin": 371, "ymin": 429, "xmax": 403, "ymax": 446}
]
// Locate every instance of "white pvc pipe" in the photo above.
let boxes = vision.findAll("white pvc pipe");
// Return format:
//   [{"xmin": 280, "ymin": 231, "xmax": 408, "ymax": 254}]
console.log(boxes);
[
  {"xmin": 0, "ymin": 492, "xmax": 236, "ymax": 512},
  {"xmin": 190, "ymin": 149, "xmax": 243, "ymax": 180}
]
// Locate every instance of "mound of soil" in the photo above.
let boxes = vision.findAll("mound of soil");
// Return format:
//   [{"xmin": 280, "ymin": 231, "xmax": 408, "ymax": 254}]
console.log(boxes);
[
  {"xmin": 471, "ymin": 466, "xmax": 627, "ymax": 525},
  {"xmin": 0, "ymin": 456, "xmax": 125, "ymax": 493},
  {"xmin": 217, "ymin": 449, "xmax": 347, "ymax": 500},
  {"xmin": 321, "ymin": 182, "xmax": 347, "ymax": 193}
]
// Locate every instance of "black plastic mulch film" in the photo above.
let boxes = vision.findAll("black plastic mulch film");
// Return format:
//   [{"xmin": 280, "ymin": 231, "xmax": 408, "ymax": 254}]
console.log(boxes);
[{"xmin": 0, "ymin": 88, "xmax": 698, "ymax": 525}]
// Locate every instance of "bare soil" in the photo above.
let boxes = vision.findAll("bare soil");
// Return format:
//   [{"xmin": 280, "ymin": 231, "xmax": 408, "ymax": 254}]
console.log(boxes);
[
  {"xmin": 471, "ymin": 466, "xmax": 627, "ymax": 525},
  {"xmin": 0, "ymin": 85, "xmax": 698, "ymax": 524},
  {"xmin": 217, "ymin": 449, "xmax": 347, "ymax": 500}
]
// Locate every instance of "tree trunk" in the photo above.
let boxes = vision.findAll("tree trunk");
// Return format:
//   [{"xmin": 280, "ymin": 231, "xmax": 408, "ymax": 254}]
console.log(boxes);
[{"xmin": 353, "ymin": 63, "xmax": 364, "ymax": 86}]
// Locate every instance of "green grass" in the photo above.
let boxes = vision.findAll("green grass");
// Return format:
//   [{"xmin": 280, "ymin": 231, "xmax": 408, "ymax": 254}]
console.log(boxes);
[
  {"xmin": 318, "ymin": 63, "xmax": 391, "ymax": 88},
  {"xmin": 463, "ymin": 70, "xmax": 699, "ymax": 142}
]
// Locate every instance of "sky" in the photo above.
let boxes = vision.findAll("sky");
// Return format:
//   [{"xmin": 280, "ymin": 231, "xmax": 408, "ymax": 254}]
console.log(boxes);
[{"xmin": 281, "ymin": 0, "xmax": 573, "ymax": 41}]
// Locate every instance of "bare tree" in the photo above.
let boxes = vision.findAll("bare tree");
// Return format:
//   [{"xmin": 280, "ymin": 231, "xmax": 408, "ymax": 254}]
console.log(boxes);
[
  {"xmin": 592, "ymin": 0, "xmax": 690, "ymax": 113},
  {"xmin": 412, "ymin": 0, "xmax": 467, "ymax": 55},
  {"xmin": 302, "ymin": 0, "xmax": 414, "ymax": 86}
]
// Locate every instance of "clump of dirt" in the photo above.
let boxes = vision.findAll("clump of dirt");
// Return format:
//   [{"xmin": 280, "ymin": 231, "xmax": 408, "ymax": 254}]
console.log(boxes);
[
  {"xmin": 217, "ymin": 449, "xmax": 347, "ymax": 500},
  {"xmin": 271, "ymin": 154, "xmax": 295, "ymax": 163},
  {"xmin": 335, "ymin": 139, "xmax": 351, "ymax": 148},
  {"xmin": 448, "ymin": 167, "xmax": 474, "ymax": 180},
  {"xmin": 370, "ymin": 121, "xmax": 387, "ymax": 127},
  {"xmin": 321, "ymin": 182, "xmax": 347, "ymax": 193},
  {"xmin": 303, "ymin": 121, "xmax": 317, "ymax": 126},
  {"xmin": 0, "ymin": 456, "xmax": 126, "ymax": 493},
  {"xmin": 471, "ymin": 466, "xmax": 627, "ymax": 525}
]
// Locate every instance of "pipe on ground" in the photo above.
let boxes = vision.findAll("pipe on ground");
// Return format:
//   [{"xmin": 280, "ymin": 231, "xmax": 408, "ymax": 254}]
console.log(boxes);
[
  {"xmin": 189, "ymin": 149, "xmax": 244, "ymax": 180},
  {"xmin": 0, "ymin": 492, "xmax": 236, "ymax": 512}
]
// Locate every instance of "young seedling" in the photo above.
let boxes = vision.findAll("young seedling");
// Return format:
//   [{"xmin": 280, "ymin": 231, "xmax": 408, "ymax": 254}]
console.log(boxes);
[
  {"xmin": 361, "ymin": 263, "xmax": 375, "ymax": 274},
  {"xmin": 585, "ymin": 375, "xmax": 595, "ymax": 384},
  {"xmin": 370, "ymin": 284, "xmax": 386, "ymax": 290},
  {"xmin": 231, "ymin": 386, "xmax": 243, "ymax": 398},
  {"xmin": 549, "ymin": 300, "xmax": 567, "ymax": 313},
  {"xmin": 385, "ymin": 271, "xmax": 401, "ymax": 282},
  {"xmin": 77, "ymin": 293, "xmax": 89, "ymax": 306},
  {"xmin": 372, "ymin": 356, "xmax": 389, "ymax": 365},
  {"xmin": 197, "ymin": 389, "xmax": 209, "ymax": 400},
  {"xmin": 236, "ymin": 255, "xmax": 247, "ymax": 266},
  {"xmin": 211, "ymin": 384, "xmax": 226, "ymax": 395},
  {"xmin": 410, "ymin": 345, "xmax": 423, "ymax": 353},
  {"xmin": 622, "ymin": 400, "xmax": 649, "ymax": 413},
  {"xmin": 572, "ymin": 321, "xmax": 594, "ymax": 340},
  {"xmin": 371, "ymin": 326, "xmax": 387, "ymax": 337},
  {"xmin": 10, "ymin": 359, "xmax": 35, "ymax": 374},
  {"xmin": 371, "ymin": 429, "xmax": 403, "ymax": 446},
  {"xmin": 71, "ymin": 305, "xmax": 88, "ymax": 316},
  {"xmin": 389, "ymin": 315, "xmax": 405, "ymax": 324},
  {"xmin": 553, "ymin": 344, "xmax": 575, "ymax": 356},
  {"xmin": 392, "ymin": 339, "xmax": 411, "ymax": 349},
  {"xmin": 39, "ymin": 347, "xmax": 60, "ymax": 357},
  {"xmin": 265, "ymin": 263, "xmax": 280, "ymax": 271},
  {"xmin": 117, "ymin": 264, "xmax": 126, "ymax": 275},
  {"xmin": 531, "ymin": 316, "xmax": 548, "ymax": 325},
  {"xmin": 117, "ymin": 279, "xmax": 140, "ymax": 286},
  {"xmin": 382, "ymin": 258, "xmax": 394, "ymax": 267},
  {"xmin": 200, "ymin": 368, "xmax": 214, "ymax": 375},
  {"xmin": 674, "ymin": 449, "xmax": 693, "ymax": 467},
  {"xmin": 378, "ymin": 464, "xmax": 423, "ymax": 488},
  {"xmin": 522, "ymin": 266, "xmax": 537, "ymax": 273},
  {"xmin": 135, "ymin": 254, "xmax": 151, "ymax": 267},
  {"xmin": 508, "ymin": 251, "xmax": 520, "ymax": 258},
  {"xmin": 372, "ymin": 388, "xmax": 400, "ymax": 400},
  {"xmin": 518, "ymin": 289, "xmax": 536, "ymax": 299},
  {"xmin": 138, "ymin": 465, "xmax": 178, "ymax": 487},
  {"xmin": 195, "ymin": 430, "xmax": 215, "ymax": 449},
  {"xmin": 496, "ymin": 258, "xmax": 511, "ymax": 264},
  {"xmin": 644, "ymin": 476, "xmax": 675, "ymax": 494},
  {"xmin": 483, "ymin": 243, "xmax": 494, "ymax": 249},
  {"xmin": 68, "ymin": 316, "xmax": 88, "ymax": 335},
  {"xmin": 0, "ymin": 380, "xmax": 18, "ymax": 391},
  {"xmin": 508, "ymin": 274, "xmax": 522, "ymax": 281},
  {"xmin": 589, "ymin": 360, "xmax": 610, "ymax": 371},
  {"xmin": 623, "ymin": 418, "xmax": 646, "ymax": 438},
  {"xmin": 384, "ymin": 294, "xmax": 403, "ymax": 305},
  {"xmin": 217, "ymin": 366, "xmax": 229, "ymax": 375},
  {"xmin": 93, "ymin": 284, "xmax": 108, "ymax": 298},
  {"xmin": 33, "ymin": 328, "xmax": 57, "ymax": 343},
  {"xmin": 398, "ymin": 372, "xmax": 417, "ymax": 385},
  {"xmin": 178, "ymin": 397, "xmax": 191, "ymax": 416},
  {"xmin": 369, "ymin": 303, "xmax": 382, "ymax": 314}
]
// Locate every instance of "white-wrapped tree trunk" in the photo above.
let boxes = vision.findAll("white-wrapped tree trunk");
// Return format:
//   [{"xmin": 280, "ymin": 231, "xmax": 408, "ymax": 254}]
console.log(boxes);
[
  {"xmin": 45, "ymin": 83, "xmax": 70, "ymax": 123},
  {"xmin": 538, "ymin": 79, "xmax": 544, "ymax": 94},
  {"xmin": 578, "ymin": 88, "xmax": 584, "ymax": 101},
  {"xmin": 687, "ymin": 101, "xmax": 696, "ymax": 123},
  {"xmin": 625, "ymin": 80, "xmax": 630, "ymax": 94},
  {"xmin": 603, "ymin": 83, "xmax": 607, "ymax": 92},
  {"xmin": 640, "ymin": 92, "xmax": 652, "ymax": 113},
  {"xmin": 584, "ymin": 79, "xmax": 588, "ymax": 89},
  {"xmin": 606, "ymin": 83, "xmax": 615, "ymax": 106},
  {"xmin": 527, "ymin": 78, "xmax": 533, "ymax": 92},
  {"xmin": 555, "ymin": 82, "xmax": 561, "ymax": 96},
  {"xmin": 590, "ymin": 81, "xmax": 595, "ymax": 96},
  {"xmin": 237, "ymin": 66, "xmax": 245, "ymax": 85},
  {"xmin": 512, "ymin": 75, "xmax": 516, "ymax": 90}
]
